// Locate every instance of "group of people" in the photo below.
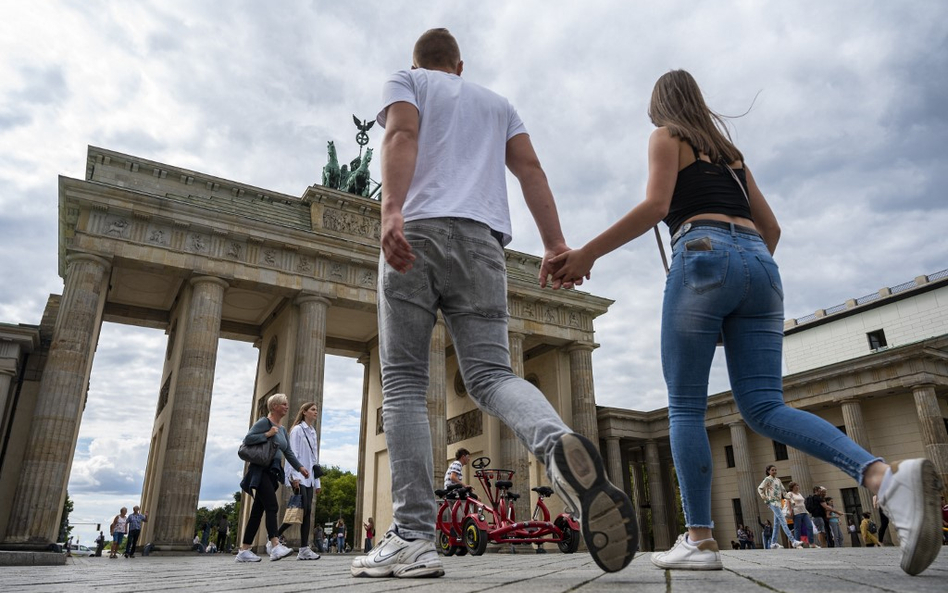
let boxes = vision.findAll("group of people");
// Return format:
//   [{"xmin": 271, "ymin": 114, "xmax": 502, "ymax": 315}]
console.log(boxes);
[
  {"xmin": 231, "ymin": 26, "xmax": 942, "ymax": 580},
  {"xmin": 106, "ymin": 506, "xmax": 148, "ymax": 559}
]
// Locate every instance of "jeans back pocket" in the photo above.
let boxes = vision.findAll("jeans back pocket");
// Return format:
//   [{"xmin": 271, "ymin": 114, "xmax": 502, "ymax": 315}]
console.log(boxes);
[
  {"xmin": 754, "ymin": 254, "xmax": 784, "ymax": 300},
  {"xmin": 382, "ymin": 239, "xmax": 428, "ymax": 300},
  {"xmin": 683, "ymin": 250, "xmax": 729, "ymax": 294}
]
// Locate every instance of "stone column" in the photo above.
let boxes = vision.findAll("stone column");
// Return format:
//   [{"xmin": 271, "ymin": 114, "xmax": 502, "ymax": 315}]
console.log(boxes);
[
  {"xmin": 839, "ymin": 397, "xmax": 875, "ymax": 521},
  {"xmin": 500, "ymin": 332, "xmax": 531, "ymax": 493},
  {"xmin": 152, "ymin": 276, "xmax": 228, "ymax": 550},
  {"xmin": 2, "ymin": 254, "xmax": 110, "ymax": 549},
  {"xmin": 787, "ymin": 445, "xmax": 813, "ymax": 492},
  {"xmin": 566, "ymin": 342, "xmax": 599, "ymax": 445},
  {"xmin": 912, "ymin": 384, "xmax": 948, "ymax": 497},
  {"xmin": 353, "ymin": 354, "xmax": 371, "ymax": 551},
  {"xmin": 291, "ymin": 294, "xmax": 331, "ymax": 436},
  {"xmin": 645, "ymin": 440, "xmax": 670, "ymax": 550},
  {"xmin": 729, "ymin": 421, "xmax": 760, "ymax": 541},
  {"xmin": 605, "ymin": 437, "xmax": 624, "ymax": 488},
  {"xmin": 427, "ymin": 318, "xmax": 447, "ymax": 491},
  {"xmin": 0, "ymin": 368, "xmax": 15, "ymax": 448},
  {"xmin": 632, "ymin": 451, "xmax": 650, "ymax": 551}
]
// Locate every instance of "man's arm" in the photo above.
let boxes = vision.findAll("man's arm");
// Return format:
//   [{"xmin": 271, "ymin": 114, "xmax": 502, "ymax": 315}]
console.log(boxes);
[
  {"xmin": 380, "ymin": 101, "xmax": 420, "ymax": 273},
  {"xmin": 505, "ymin": 133, "xmax": 573, "ymax": 289}
]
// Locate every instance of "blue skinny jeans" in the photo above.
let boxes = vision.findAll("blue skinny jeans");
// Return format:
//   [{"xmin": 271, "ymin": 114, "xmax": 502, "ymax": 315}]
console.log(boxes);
[{"xmin": 661, "ymin": 224, "xmax": 882, "ymax": 528}]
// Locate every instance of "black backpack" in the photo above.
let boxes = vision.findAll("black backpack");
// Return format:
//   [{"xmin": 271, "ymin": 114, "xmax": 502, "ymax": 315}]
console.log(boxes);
[
  {"xmin": 804, "ymin": 495, "xmax": 820, "ymax": 515},
  {"xmin": 868, "ymin": 520, "xmax": 878, "ymax": 534}
]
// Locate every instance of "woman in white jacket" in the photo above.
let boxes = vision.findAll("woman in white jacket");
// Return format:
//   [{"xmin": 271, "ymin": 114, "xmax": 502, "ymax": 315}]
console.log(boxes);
[{"xmin": 277, "ymin": 402, "xmax": 322, "ymax": 560}]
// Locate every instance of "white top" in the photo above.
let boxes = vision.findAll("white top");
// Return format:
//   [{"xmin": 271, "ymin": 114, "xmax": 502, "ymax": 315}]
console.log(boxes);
[
  {"xmin": 443, "ymin": 459, "xmax": 464, "ymax": 489},
  {"xmin": 377, "ymin": 68, "xmax": 528, "ymax": 246},
  {"xmin": 285, "ymin": 422, "xmax": 321, "ymax": 489}
]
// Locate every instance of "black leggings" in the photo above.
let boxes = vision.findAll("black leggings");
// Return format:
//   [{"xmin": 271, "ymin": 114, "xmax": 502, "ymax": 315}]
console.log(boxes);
[
  {"xmin": 242, "ymin": 475, "xmax": 279, "ymax": 545},
  {"xmin": 278, "ymin": 485, "xmax": 313, "ymax": 547}
]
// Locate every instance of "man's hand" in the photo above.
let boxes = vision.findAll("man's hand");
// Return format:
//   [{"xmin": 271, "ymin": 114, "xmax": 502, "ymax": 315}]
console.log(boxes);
[
  {"xmin": 539, "ymin": 244, "xmax": 585, "ymax": 290},
  {"xmin": 381, "ymin": 210, "xmax": 415, "ymax": 273},
  {"xmin": 545, "ymin": 247, "xmax": 594, "ymax": 289}
]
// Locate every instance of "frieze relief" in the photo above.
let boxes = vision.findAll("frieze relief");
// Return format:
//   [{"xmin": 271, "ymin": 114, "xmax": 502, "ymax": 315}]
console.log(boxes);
[
  {"xmin": 186, "ymin": 232, "xmax": 209, "ymax": 254},
  {"xmin": 320, "ymin": 207, "xmax": 381, "ymax": 240},
  {"xmin": 225, "ymin": 240, "xmax": 245, "ymax": 261},
  {"xmin": 447, "ymin": 409, "xmax": 483, "ymax": 445},
  {"xmin": 105, "ymin": 216, "xmax": 131, "ymax": 239}
]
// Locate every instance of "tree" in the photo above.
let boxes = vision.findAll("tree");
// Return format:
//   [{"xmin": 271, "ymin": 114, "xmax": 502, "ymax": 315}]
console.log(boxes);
[
  {"xmin": 194, "ymin": 491, "xmax": 241, "ymax": 551},
  {"xmin": 58, "ymin": 491, "xmax": 74, "ymax": 543},
  {"xmin": 313, "ymin": 466, "xmax": 357, "ymax": 549}
]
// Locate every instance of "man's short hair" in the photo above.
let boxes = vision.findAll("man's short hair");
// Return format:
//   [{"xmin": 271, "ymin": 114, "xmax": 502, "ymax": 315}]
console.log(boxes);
[
  {"xmin": 413, "ymin": 28, "xmax": 461, "ymax": 70},
  {"xmin": 813, "ymin": 485, "xmax": 825, "ymax": 493},
  {"xmin": 455, "ymin": 448, "xmax": 469, "ymax": 460}
]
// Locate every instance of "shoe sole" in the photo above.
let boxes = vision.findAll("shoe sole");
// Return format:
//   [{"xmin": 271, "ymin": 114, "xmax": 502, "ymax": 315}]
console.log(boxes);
[
  {"xmin": 553, "ymin": 433, "xmax": 638, "ymax": 572},
  {"xmin": 650, "ymin": 553, "xmax": 723, "ymax": 570},
  {"xmin": 351, "ymin": 562, "xmax": 445, "ymax": 578},
  {"xmin": 892, "ymin": 459, "xmax": 943, "ymax": 576}
]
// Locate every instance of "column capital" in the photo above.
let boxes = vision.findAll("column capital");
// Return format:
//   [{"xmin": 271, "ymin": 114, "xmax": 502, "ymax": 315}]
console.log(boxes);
[
  {"xmin": 0, "ymin": 366, "xmax": 16, "ymax": 377},
  {"xmin": 911, "ymin": 383, "xmax": 937, "ymax": 392},
  {"xmin": 65, "ymin": 252, "xmax": 111, "ymax": 270},
  {"xmin": 565, "ymin": 341, "xmax": 596, "ymax": 354},
  {"xmin": 295, "ymin": 293, "xmax": 332, "ymax": 307},
  {"xmin": 727, "ymin": 420, "xmax": 746, "ymax": 428},
  {"xmin": 189, "ymin": 275, "xmax": 229, "ymax": 290},
  {"xmin": 357, "ymin": 353, "xmax": 371, "ymax": 366},
  {"xmin": 508, "ymin": 331, "xmax": 527, "ymax": 342}
]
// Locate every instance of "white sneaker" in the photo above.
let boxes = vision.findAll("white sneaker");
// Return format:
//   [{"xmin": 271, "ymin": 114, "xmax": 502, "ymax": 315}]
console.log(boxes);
[
  {"xmin": 791, "ymin": 540, "xmax": 804, "ymax": 549},
  {"xmin": 771, "ymin": 542, "xmax": 783, "ymax": 549},
  {"xmin": 350, "ymin": 531, "xmax": 444, "ymax": 578},
  {"xmin": 269, "ymin": 543, "xmax": 292, "ymax": 561},
  {"xmin": 235, "ymin": 549, "xmax": 261, "ymax": 562},
  {"xmin": 651, "ymin": 534, "xmax": 723, "ymax": 570},
  {"xmin": 877, "ymin": 458, "xmax": 944, "ymax": 576},
  {"xmin": 297, "ymin": 546, "xmax": 320, "ymax": 560},
  {"xmin": 265, "ymin": 541, "xmax": 272, "ymax": 555},
  {"xmin": 549, "ymin": 432, "xmax": 638, "ymax": 573}
]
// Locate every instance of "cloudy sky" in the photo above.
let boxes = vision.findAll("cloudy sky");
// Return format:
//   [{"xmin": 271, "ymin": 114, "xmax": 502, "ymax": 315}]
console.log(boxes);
[{"xmin": 2, "ymin": 1, "xmax": 946, "ymax": 546}]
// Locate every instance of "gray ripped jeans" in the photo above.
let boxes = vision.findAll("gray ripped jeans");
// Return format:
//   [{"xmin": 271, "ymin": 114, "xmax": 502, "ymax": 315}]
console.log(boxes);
[{"xmin": 378, "ymin": 217, "xmax": 570, "ymax": 541}]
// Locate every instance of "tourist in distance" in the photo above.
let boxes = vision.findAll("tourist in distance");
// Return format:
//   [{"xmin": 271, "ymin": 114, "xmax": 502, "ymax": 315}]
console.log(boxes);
[
  {"xmin": 275, "ymin": 401, "xmax": 322, "ymax": 560},
  {"xmin": 108, "ymin": 507, "xmax": 128, "ymax": 559},
  {"xmin": 757, "ymin": 465, "xmax": 801, "ymax": 549},
  {"xmin": 351, "ymin": 27, "xmax": 637, "ymax": 579},
  {"xmin": 235, "ymin": 393, "xmax": 310, "ymax": 563},
  {"xmin": 547, "ymin": 69, "xmax": 943, "ymax": 576}
]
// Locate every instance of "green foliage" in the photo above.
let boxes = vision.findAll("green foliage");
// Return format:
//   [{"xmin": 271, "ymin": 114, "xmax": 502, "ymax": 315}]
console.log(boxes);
[
  {"xmin": 194, "ymin": 491, "xmax": 241, "ymax": 550},
  {"xmin": 58, "ymin": 491, "xmax": 74, "ymax": 543},
  {"xmin": 313, "ymin": 466, "xmax": 357, "ymax": 548}
]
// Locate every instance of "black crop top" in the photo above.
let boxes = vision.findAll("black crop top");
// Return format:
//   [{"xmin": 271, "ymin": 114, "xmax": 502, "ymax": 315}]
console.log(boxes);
[{"xmin": 663, "ymin": 144, "xmax": 753, "ymax": 235}]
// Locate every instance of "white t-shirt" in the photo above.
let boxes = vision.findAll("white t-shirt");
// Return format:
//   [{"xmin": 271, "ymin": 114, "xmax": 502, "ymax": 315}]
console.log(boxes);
[
  {"xmin": 443, "ymin": 459, "xmax": 464, "ymax": 489},
  {"xmin": 377, "ymin": 68, "xmax": 527, "ymax": 246}
]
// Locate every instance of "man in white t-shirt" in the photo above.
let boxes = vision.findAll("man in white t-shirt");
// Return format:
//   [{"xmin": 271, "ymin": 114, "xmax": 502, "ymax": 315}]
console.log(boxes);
[
  {"xmin": 443, "ymin": 448, "xmax": 470, "ymax": 490},
  {"xmin": 350, "ymin": 28, "xmax": 637, "ymax": 580}
]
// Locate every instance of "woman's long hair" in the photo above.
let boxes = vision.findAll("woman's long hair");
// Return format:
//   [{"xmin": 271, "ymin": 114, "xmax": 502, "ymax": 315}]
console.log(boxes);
[
  {"xmin": 291, "ymin": 402, "xmax": 317, "ymax": 427},
  {"xmin": 648, "ymin": 69, "xmax": 744, "ymax": 165}
]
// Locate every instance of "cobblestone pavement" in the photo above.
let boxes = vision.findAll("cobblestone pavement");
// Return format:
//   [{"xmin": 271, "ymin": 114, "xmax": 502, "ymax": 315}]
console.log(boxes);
[{"xmin": 0, "ymin": 546, "xmax": 946, "ymax": 592}]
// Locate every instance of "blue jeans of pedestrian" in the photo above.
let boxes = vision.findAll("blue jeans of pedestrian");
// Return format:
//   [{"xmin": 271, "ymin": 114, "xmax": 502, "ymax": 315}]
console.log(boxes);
[
  {"xmin": 661, "ymin": 225, "xmax": 882, "ymax": 528},
  {"xmin": 378, "ymin": 217, "xmax": 571, "ymax": 542},
  {"xmin": 793, "ymin": 512, "xmax": 811, "ymax": 542},
  {"xmin": 768, "ymin": 503, "xmax": 794, "ymax": 546}
]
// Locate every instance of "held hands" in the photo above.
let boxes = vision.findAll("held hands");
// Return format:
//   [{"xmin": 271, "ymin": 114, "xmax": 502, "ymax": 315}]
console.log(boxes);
[
  {"xmin": 544, "ymin": 247, "xmax": 595, "ymax": 289},
  {"xmin": 381, "ymin": 211, "xmax": 415, "ymax": 273},
  {"xmin": 539, "ymin": 244, "xmax": 587, "ymax": 290}
]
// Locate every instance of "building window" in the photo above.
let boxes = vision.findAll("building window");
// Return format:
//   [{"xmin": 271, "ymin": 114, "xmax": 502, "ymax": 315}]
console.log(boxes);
[
  {"xmin": 772, "ymin": 440, "xmax": 788, "ymax": 461},
  {"xmin": 725, "ymin": 445, "xmax": 735, "ymax": 468},
  {"xmin": 867, "ymin": 329, "xmax": 887, "ymax": 350},
  {"xmin": 840, "ymin": 487, "xmax": 863, "ymax": 525},
  {"xmin": 732, "ymin": 498, "xmax": 744, "ymax": 529}
]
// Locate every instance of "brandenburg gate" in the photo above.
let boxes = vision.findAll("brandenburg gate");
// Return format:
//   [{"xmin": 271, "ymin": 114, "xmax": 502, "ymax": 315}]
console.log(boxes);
[{"xmin": 0, "ymin": 146, "xmax": 612, "ymax": 552}]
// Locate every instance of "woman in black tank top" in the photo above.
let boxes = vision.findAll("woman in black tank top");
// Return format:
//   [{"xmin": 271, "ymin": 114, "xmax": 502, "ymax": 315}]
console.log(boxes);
[{"xmin": 549, "ymin": 70, "xmax": 914, "ymax": 574}]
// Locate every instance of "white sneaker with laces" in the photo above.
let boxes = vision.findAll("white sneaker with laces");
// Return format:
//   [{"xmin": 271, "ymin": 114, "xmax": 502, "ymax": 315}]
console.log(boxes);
[
  {"xmin": 297, "ymin": 546, "xmax": 320, "ymax": 560},
  {"xmin": 269, "ymin": 543, "xmax": 292, "ymax": 561},
  {"xmin": 877, "ymin": 458, "xmax": 944, "ymax": 576},
  {"xmin": 771, "ymin": 542, "xmax": 783, "ymax": 549},
  {"xmin": 265, "ymin": 541, "xmax": 272, "ymax": 555},
  {"xmin": 549, "ymin": 432, "xmax": 638, "ymax": 573},
  {"xmin": 651, "ymin": 534, "xmax": 723, "ymax": 570},
  {"xmin": 791, "ymin": 540, "xmax": 804, "ymax": 549},
  {"xmin": 350, "ymin": 531, "xmax": 444, "ymax": 578},
  {"xmin": 235, "ymin": 549, "xmax": 261, "ymax": 562}
]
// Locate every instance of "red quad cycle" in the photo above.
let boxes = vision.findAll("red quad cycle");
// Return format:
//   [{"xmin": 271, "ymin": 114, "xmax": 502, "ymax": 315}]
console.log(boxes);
[{"xmin": 436, "ymin": 456, "xmax": 581, "ymax": 556}]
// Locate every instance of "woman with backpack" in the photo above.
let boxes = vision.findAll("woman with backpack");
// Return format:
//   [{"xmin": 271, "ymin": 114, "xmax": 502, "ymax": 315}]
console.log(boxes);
[{"xmin": 861, "ymin": 512, "xmax": 881, "ymax": 546}]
